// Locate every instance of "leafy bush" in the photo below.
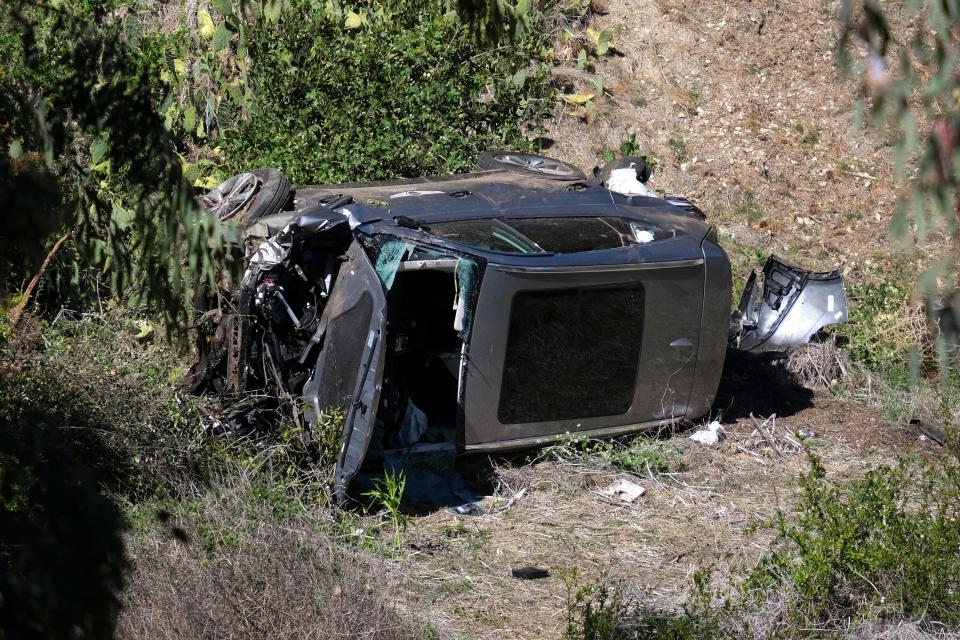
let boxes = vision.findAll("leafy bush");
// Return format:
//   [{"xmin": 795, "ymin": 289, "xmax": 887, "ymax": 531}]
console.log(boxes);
[
  {"xmin": 836, "ymin": 268, "xmax": 924, "ymax": 375},
  {"xmin": 838, "ymin": 2, "xmax": 960, "ymax": 319},
  {"xmin": 0, "ymin": 313, "xmax": 218, "ymax": 500},
  {"xmin": 220, "ymin": 0, "xmax": 555, "ymax": 184},
  {"xmin": 563, "ymin": 571, "xmax": 740, "ymax": 640},
  {"xmin": 0, "ymin": 1, "xmax": 226, "ymax": 326},
  {"xmin": 747, "ymin": 452, "xmax": 960, "ymax": 630}
]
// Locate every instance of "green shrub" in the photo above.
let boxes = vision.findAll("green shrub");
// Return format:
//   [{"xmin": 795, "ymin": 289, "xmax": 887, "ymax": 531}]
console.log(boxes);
[
  {"xmin": 836, "ymin": 273, "xmax": 919, "ymax": 374},
  {"xmin": 747, "ymin": 452, "xmax": 960, "ymax": 630},
  {"xmin": 363, "ymin": 468, "xmax": 410, "ymax": 554},
  {"xmin": 563, "ymin": 571, "xmax": 739, "ymax": 640},
  {"xmin": 221, "ymin": 0, "xmax": 554, "ymax": 184}
]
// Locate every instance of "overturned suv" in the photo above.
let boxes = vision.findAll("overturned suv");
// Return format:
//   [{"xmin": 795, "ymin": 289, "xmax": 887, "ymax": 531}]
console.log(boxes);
[{"xmin": 188, "ymin": 153, "xmax": 848, "ymax": 499}]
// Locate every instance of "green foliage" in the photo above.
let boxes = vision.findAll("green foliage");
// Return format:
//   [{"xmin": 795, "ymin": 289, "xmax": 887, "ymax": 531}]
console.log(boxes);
[
  {"xmin": 666, "ymin": 133, "xmax": 688, "ymax": 164},
  {"xmin": 601, "ymin": 132, "xmax": 655, "ymax": 164},
  {"xmin": 454, "ymin": 0, "xmax": 534, "ymax": 45},
  {"xmin": 0, "ymin": 312, "xmax": 219, "ymax": 500},
  {"xmin": 564, "ymin": 581, "xmax": 630, "ymax": 640},
  {"xmin": 563, "ymin": 570, "xmax": 740, "ymax": 640},
  {"xmin": 0, "ymin": 0, "xmax": 553, "ymax": 323},
  {"xmin": 309, "ymin": 405, "xmax": 346, "ymax": 474},
  {"xmin": 0, "ymin": 1, "xmax": 228, "ymax": 328},
  {"xmin": 221, "ymin": 0, "xmax": 554, "ymax": 184},
  {"xmin": 838, "ymin": 1, "xmax": 959, "ymax": 352},
  {"xmin": 837, "ymin": 273, "xmax": 915, "ymax": 373},
  {"xmin": 363, "ymin": 468, "xmax": 410, "ymax": 553},
  {"xmin": 585, "ymin": 27, "xmax": 614, "ymax": 56},
  {"xmin": 186, "ymin": 497, "xmax": 243, "ymax": 555},
  {"xmin": 747, "ymin": 452, "xmax": 960, "ymax": 629},
  {"xmin": 541, "ymin": 435, "xmax": 685, "ymax": 476}
]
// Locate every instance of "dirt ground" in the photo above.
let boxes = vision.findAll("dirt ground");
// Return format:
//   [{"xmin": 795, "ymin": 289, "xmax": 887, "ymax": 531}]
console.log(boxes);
[
  {"xmin": 385, "ymin": 1, "xmax": 943, "ymax": 636},
  {"xmin": 544, "ymin": 0, "xmax": 944, "ymax": 274}
]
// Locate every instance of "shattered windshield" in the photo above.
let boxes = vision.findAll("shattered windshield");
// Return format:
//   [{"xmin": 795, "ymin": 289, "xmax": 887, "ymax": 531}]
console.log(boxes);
[{"xmin": 426, "ymin": 216, "xmax": 671, "ymax": 254}]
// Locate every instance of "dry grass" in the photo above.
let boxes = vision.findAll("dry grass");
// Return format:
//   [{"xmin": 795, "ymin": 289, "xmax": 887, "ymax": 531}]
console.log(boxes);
[
  {"xmin": 389, "ymin": 395, "xmax": 932, "ymax": 638},
  {"xmin": 544, "ymin": 0, "xmax": 951, "ymax": 278},
  {"xmin": 741, "ymin": 590, "xmax": 960, "ymax": 640},
  {"xmin": 786, "ymin": 335, "xmax": 850, "ymax": 390},
  {"xmin": 117, "ymin": 472, "xmax": 428, "ymax": 640}
]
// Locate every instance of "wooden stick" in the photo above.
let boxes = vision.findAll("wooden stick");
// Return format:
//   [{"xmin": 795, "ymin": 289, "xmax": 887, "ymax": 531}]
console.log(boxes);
[
  {"xmin": 7, "ymin": 229, "xmax": 71, "ymax": 328},
  {"xmin": 750, "ymin": 413, "xmax": 782, "ymax": 456}
]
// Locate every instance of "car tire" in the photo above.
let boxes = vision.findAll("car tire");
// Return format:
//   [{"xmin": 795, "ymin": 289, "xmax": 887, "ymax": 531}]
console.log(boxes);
[
  {"xmin": 476, "ymin": 151, "xmax": 586, "ymax": 180},
  {"xmin": 201, "ymin": 167, "xmax": 291, "ymax": 225}
]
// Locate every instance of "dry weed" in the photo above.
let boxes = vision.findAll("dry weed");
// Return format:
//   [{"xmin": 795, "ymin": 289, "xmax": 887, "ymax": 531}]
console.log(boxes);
[
  {"xmin": 117, "ymin": 474, "xmax": 427, "ymax": 640},
  {"xmin": 786, "ymin": 335, "xmax": 850, "ymax": 390}
]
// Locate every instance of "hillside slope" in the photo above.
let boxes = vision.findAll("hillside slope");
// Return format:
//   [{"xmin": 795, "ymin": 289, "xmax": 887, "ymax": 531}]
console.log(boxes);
[{"xmin": 549, "ymin": 0, "xmax": 906, "ymax": 273}]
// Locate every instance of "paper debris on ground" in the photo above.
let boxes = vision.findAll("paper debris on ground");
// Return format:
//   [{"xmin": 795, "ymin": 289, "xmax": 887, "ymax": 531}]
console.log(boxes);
[
  {"xmin": 689, "ymin": 420, "xmax": 725, "ymax": 446},
  {"xmin": 603, "ymin": 479, "xmax": 646, "ymax": 503}
]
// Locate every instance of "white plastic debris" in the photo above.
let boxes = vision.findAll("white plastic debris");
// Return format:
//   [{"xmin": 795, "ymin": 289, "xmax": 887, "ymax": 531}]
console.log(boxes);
[
  {"xmin": 689, "ymin": 420, "xmax": 725, "ymax": 446},
  {"xmin": 633, "ymin": 228, "xmax": 655, "ymax": 243},
  {"xmin": 606, "ymin": 165, "xmax": 657, "ymax": 197},
  {"xmin": 603, "ymin": 479, "xmax": 646, "ymax": 503}
]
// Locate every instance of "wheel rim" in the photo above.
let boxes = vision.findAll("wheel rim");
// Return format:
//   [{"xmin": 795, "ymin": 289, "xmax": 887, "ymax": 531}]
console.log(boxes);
[
  {"xmin": 493, "ymin": 153, "xmax": 578, "ymax": 177},
  {"xmin": 201, "ymin": 172, "xmax": 260, "ymax": 221}
]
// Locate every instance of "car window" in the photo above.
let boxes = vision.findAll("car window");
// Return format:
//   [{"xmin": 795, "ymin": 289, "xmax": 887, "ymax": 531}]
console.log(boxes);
[
  {"xmin": 424, "ymin": 218, "xmax": 545, "ymax": 254},
  {"xmin": 426, "ymin": 217, "xmax": 670, "ymax": 254},
  {"xmin": 498, "ymin": 284, "xmax": 645, "ymax": 423}
]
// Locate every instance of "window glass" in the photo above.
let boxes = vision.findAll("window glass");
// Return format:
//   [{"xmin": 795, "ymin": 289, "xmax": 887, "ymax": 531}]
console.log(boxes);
[
  {"xmin": 507, "ymin": 217, "xmax": 629, "ymax": 253},
  {"xmin": 498, "ymin": 284, "xmax": 644, "ymax": 424},
  {"xmin": 427, "ymin": 217, "xmax": 670, "ymax": 254},
  {"xmin": 425, "ymin": 219, "xmax": 544, "ymax": 254}
]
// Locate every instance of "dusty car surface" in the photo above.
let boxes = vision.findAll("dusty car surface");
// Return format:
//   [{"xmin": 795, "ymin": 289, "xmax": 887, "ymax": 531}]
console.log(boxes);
[{"xmin": 189, "ymin": 153, "xmax": 848, "ymax": 499}]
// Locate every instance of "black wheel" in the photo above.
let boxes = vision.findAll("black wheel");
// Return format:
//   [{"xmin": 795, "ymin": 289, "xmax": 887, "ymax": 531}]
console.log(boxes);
[
  {"xmin": 200, "ymin": 167, "xmax": 291, "ymax": 225},
  {"xmin": 476, "ymin": 152, "xmax": 585, "ymax": 180}
]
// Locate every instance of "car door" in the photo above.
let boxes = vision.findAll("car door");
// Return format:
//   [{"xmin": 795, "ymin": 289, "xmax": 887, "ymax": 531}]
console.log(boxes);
[
  {"xmin": 462, "ymin": 248, "xmax": 706, "ymax": 448},
  {"xmin": 301, "ymin": 240, "xmax": 387, "ymax": 499}
]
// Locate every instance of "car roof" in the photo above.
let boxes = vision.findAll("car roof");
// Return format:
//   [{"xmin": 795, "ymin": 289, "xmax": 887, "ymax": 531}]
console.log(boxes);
[
  {"xmin": 247, "ymin": 169, "xmax": 709, "ymax": 242},
  {"xmin": 293, "ymin": 170, "xmax": 608, "ymax": 218}
]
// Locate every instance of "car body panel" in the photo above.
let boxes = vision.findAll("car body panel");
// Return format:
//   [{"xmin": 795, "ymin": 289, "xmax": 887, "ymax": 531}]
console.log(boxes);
[
  {"xmin": 462, "ymin": 256, "xmax": 706, "ymax": 445},
  {"xmin": 731, "ymin": 256, "xmax": 848, "ymax": 354},
  {"xmin": 301, "ymin": 240, "xmax": 388, "ymax": 498}
]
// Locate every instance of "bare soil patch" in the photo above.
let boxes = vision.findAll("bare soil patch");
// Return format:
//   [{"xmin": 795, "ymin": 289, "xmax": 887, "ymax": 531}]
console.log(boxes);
[{"xmin": 544, "ymin": 0, "xmax": 948, "ymax": 274}]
